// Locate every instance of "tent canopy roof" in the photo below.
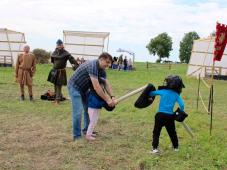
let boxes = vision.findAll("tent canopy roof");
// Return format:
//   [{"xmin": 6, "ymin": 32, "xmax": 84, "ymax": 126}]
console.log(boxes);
[
  {"xmin": 63, "ymin": 30, "xmax": 110, "ymax": 39},
  {"xmin": 0, "ymin": 28, "xmax": 24, "ymax": 35}
]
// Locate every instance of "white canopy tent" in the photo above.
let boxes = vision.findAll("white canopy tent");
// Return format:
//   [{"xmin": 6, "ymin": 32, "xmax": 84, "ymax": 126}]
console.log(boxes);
[
  {"xmin": 116, "ymin": 48, "xmax": 135, "ymax": 64},
  {"xmin": 63, "ymin": 30, "xmax": 110, "ymax": 67},
  {"xmin": 187, "ymin": 37, "xmax": 227, "ymax": 78},
  {"xmin": 0, "ymin": 28, "xmax": 26, "ymax": 66}
]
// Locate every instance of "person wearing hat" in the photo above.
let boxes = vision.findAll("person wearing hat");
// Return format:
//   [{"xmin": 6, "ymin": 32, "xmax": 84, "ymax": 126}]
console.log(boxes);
[
  {"xmin": 15, "ymin": 45, "xmax": 36, "ymax": 101},
  {"xmin": 47, "ymin": 39, "xmax": 79, "ymax": 104}
]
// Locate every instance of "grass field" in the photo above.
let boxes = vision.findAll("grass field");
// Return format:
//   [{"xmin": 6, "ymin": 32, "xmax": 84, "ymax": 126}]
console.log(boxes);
[{"xmin": 0, "ymin": 63, "xmax": 227, "ymax": 170}]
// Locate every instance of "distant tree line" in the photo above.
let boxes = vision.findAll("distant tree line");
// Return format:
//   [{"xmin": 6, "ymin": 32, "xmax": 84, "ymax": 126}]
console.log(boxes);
[
  {"xmin": 32, "ymin": 49, "xmax": 51, "ymax": 64},
  {"xmin": 146, "ymin": 31, "xmax": 201, "ymax": 63}
]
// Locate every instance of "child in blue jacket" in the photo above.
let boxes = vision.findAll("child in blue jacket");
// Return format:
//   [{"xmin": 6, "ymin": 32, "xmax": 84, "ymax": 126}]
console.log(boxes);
[
  {"xmin": 149, "ymin": 75, "xmax": 185, "ymax": 154},
  {"xmin": 85, "ymin": 70, "xmax": 114, "ymax": 141}
]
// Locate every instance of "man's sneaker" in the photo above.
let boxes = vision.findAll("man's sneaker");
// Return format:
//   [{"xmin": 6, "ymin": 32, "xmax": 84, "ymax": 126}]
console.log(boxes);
[
  {"xmin": 150, "ymin": 149, "xmax": 159, "ymax": 154},
  {"xmin": 20, "ymin": 95, "xmax": 25, "ymax": 101},
  {"xmin": 73, "ymin": 136, "xmax": 82, "ymax": 141}
]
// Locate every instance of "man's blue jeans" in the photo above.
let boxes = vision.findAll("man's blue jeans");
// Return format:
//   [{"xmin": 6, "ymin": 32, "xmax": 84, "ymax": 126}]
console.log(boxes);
[{"xmin": 68, "ymin": 86, "xmax": 89, "ymax": 139}]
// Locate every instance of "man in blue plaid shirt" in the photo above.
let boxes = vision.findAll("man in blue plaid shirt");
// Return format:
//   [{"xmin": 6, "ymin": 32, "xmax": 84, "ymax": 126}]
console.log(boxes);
[{"xmin": 68, "ymin": 52, "xmax": 116, "ymax": 140}]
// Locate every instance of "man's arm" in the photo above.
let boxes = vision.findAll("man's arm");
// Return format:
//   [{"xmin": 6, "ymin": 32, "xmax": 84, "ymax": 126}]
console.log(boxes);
[
  {"xmin": 177, "ymin": 96, "xmax": 185, "ymax": 111},
  {"xmin": 149, "ymin": 90, "xmax": 161, "ymax": 97},
  {"xmin": 31, "ymin": 55, "xmax": 36, "ymax": 76},
  {"xmin": 68, "ymin": 54, "xmax": 79, "ymax": 70},
  {"xmin": 90, "ymin": 77, "xmax": 115, "ymax": 107},
  {"xmin": 104, "ymin": 79, "xmax": 114, "ymax": 97}
]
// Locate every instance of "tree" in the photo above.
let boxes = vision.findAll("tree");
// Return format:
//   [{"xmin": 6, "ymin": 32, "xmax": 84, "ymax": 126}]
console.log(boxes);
[
  {"xmin": 33, "ymin": 48, "xmax": 51, "ymax": 64},
  {"xmin": 179, "ymin": 31, "xmax": 200, "ymax": 63},
  {"xmin": 146, "ymin": 32, "xmax": 173, "ymax": 62}
]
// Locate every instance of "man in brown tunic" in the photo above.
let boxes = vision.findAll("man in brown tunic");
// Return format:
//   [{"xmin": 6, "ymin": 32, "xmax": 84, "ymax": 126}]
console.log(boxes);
[{"xmin": 15, "ymin": 45, "xmax": 36, "ymax": 101}]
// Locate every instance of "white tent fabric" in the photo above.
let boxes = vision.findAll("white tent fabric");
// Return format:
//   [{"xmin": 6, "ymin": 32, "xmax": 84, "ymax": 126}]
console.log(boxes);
[
  {"xmin": 0, "ymin": 28, "xmax": 26, "ymax": 66},
  {"xmin": 187, "ymin": 37, "xmax": 227, "ymax": 78},
  {"xmin": 117, "ymin": 48, "xmax": 135, "ymax": 56},
  {"xmin": 63, "ymin": 30, "xmax": 110, "ymax": 67},
  {"xmin": 116, "ymin": 48, "xmax": 135, "ymax": 64}
]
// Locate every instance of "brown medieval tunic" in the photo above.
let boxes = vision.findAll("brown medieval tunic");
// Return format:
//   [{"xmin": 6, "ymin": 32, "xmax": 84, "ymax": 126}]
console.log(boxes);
[{"xmin": 15, "ymin": 53, "xmax": 36, "ymax": 86}]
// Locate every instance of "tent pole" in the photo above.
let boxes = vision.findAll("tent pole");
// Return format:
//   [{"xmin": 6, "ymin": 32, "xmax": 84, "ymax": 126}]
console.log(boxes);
[
  {"xmin": 107, "ymin": 36, "xmax": 109, "ymax": 52},
  {"xmin": 63, "ymin": 31, "xmax": 65, "ymax": 45},
  {"xmin": 133, "ymin": 54, "xmax": 135, "ymax": 65},
  {"xmin": 5, "ymin": 29, "xmax": 13, "ymax": 66}
]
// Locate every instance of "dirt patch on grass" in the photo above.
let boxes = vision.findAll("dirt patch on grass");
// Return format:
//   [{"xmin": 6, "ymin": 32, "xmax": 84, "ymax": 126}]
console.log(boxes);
[{"xmin": 0, "ymin": 115, "xmax": 73, "ymax": 169}]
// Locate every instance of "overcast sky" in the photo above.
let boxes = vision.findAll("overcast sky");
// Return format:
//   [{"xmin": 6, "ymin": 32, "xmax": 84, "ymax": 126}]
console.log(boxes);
[{"xmin": 1, "ymin": 0, "xmax": 227, "ymax": 62}]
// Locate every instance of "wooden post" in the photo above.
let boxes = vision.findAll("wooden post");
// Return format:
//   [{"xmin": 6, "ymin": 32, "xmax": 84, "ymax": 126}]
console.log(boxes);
[
  {"xmin": 208, "ymin": 84, "xmax": 212, "ymax": 114},
  {"xmin": 210, "ymin": 85, "xmax": 214, "ymax": 136},
  {"xmin": 219, "ymin": 67, "xmax": 221, "ymax": 75},
  {"xmin": 209, "ymin": 55, "xmax": 215, "ymax": 135},
  {"xmin": 196, "ymin": 74, "xmax": 201, "ymax": 111},
  {"xmin": 168, "ymin": 62, "xmax": 171, "ymax": 70},
  {"xmin": 208, "ymin": 61, "xmax": 215, "ymax": 115}
]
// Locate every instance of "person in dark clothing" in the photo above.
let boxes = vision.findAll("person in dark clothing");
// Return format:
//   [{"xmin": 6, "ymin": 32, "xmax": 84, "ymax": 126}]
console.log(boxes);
[
  {"xmin": 47, "ymin": 39, "xmax": 79, "ymax": 104},
  {"xmin": 123, "ymin": 56, "xmax": 128, "ymax": 71},
  {"xmin": 149, "ymin": 75, "xmax": 185, "ymax": 154},
  {"xmin": 117, "ymin": 55, "xmax": 123, "ymax": 71}
]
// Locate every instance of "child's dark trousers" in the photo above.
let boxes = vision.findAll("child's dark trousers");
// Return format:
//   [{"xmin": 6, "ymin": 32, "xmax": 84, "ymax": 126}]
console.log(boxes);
[{"xmin": 152, "ymin": 112, "xmax": 178, "ymax": 149}]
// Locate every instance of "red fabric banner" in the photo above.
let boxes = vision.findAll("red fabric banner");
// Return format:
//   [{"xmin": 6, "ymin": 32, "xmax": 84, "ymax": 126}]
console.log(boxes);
[{"xmin": 213, "ymin": 22, "xmax": 227, "ymax": 61}]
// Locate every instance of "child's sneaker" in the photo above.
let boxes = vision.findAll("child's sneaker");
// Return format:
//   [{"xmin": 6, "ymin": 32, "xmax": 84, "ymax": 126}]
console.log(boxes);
[
  {"xmin": 85, "ymin": 135, "xmax": 96, "ymax": 141},
  {"xmin": 174, "ymin": 148, "xmax": 179, "ymax": 152},
  {"xmin": 91, "ymin": 133, "xmax": 97, "ymax": 137},
  {"xmin": 150, "ymin": 148, "xmax": 159, "ymax": 154}
]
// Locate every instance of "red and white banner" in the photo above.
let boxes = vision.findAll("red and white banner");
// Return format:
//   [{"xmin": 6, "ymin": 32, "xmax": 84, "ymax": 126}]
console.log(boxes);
[{"xmin": 213, "ymin": 22, "xmax": 227, "ymax": 61}]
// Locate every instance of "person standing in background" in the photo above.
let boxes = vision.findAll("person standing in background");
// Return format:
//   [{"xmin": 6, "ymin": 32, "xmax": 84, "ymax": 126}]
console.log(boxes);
[
  {"xmin": 15, "ymin": 45, "xmax": 36, "ymax": 101},
  {"xmin": 47, "ymin": 39, "xmax": 79, "ymax": 104}
]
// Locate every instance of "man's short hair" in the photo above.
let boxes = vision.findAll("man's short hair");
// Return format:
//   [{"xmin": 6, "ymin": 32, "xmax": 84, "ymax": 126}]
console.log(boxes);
[
  {"xmin": 98, "ymin": 52, "xmax": 112, "ymax": 61},
  {"xmin": 23, "ymin": 44, "xmax": 30, "ymax": 49}
]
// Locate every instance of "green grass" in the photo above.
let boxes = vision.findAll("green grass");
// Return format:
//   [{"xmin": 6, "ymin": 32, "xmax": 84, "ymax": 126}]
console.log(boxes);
[{"xmin": 0, "ymin": 63, "xmax": 227, "ymax": 170}]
